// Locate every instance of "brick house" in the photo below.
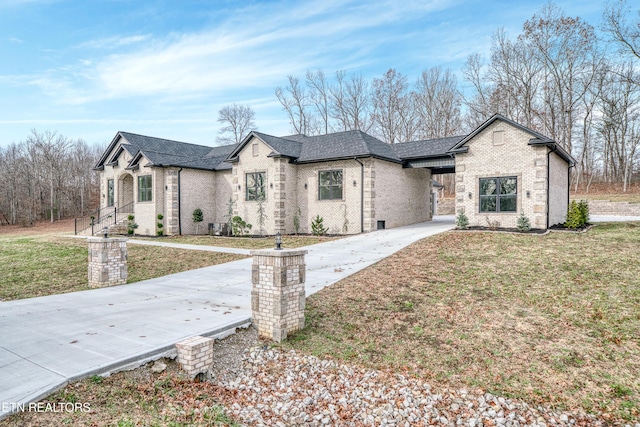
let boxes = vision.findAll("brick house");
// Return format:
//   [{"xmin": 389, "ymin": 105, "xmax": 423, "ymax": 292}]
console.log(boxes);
[
  {"xmin": 91, "ymin": 114, "xmax": 574, "ymax": 235},
  {"xmin": 449, "ymin": 114, "xmax": 575, "ymax": 229}
]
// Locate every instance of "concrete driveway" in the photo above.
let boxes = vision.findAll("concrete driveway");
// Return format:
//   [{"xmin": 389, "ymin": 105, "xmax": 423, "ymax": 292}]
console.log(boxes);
[{"xmin": 0, "ymin": 216, "xmax": 455, "ymax": 419}]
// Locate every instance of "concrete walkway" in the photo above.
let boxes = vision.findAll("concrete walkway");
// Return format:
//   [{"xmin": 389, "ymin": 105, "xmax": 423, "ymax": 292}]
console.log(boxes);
[{"xmin": 0, "ymin": 216, "xmax": 455, "ymax": 419}]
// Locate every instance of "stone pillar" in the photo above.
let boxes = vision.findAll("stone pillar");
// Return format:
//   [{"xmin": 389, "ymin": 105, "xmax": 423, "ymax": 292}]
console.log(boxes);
[
  {"xmin": 88, "ymin": 237, "xmax": 128, "ymax": 288},
  {"xmin": 175, "ymin": 336, "xmax": 214, "ymax": 378},
  {"xmin": 251, "ymin": 249, "xmax": 307, "ymax": 342},
  {"xmin": 165, "ymin": 168, "xmax": 180, "ymax": 235}
]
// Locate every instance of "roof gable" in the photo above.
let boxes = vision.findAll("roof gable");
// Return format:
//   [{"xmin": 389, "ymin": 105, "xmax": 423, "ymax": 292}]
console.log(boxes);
[
  {"xmin": 227, "ymin": 131, "xmax": 302, "ymax": 161},
  {"xmin": 448, "ymin": 114, "xmax": 576, "ymax": 166},
  {"xmin": 95, "ymin": 131, "xmax": 236, "ymax": 171}
]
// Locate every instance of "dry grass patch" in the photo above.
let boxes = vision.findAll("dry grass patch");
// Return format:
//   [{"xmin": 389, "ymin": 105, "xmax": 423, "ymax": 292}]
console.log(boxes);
[
  {"xmin": 137, "ymin": 234, "xmax": 340, "ymax": 249},
  {"xmin": 285, "ymin": 222, "xmax": 640, "ymax": 423},
  {"xmin": 0, "ymin": 235, "xmax": 244, "ymax": 301},
  {"xmin": 0, "ymin": 359, "xmax": 240, "ymax": 427}
]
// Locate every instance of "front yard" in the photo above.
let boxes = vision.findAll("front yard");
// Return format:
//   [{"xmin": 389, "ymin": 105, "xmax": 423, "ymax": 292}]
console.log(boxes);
[
  {"xmin": 1, "ymin": 221, "xmax": 638, "ymax": 424},
  {"xmin": 284, "ymin": 222, "xmax": 640, "ymax": 422}
]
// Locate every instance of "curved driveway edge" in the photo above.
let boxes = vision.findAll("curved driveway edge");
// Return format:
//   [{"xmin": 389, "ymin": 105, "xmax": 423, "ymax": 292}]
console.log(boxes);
[{"xmin": 0, "ymin": 216, "xmax": 455, "ymax": 419}]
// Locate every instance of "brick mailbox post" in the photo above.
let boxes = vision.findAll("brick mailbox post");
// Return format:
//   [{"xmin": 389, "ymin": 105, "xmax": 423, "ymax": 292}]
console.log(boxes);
[
  {"xmin": 88, "ymin": 236, "xmax": 128, "ymax": 288},
  {"xmin": 250, "ymin": 249, "xmax": 307, "ymax": 343}
]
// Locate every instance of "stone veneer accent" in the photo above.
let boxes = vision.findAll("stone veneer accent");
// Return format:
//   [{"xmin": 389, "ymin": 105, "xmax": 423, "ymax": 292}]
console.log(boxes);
[
  {"xmin": 87, "ymin": 237, "xmax": 128, "ymax": 288},
  {"xmin": 251, "ymin": 249, "xmax": 307, "ymax": 343},
  {"xmin": 175, "ymin": 335, "xmax": 214, "ymax": 378},
  {"xmin": 165, "ymin": 168, "xmax": 180, "ymax": 235}
]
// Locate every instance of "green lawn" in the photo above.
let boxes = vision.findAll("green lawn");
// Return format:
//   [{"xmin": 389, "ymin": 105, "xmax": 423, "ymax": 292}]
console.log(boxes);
[
  {"xmin": 135, "ymin": 234, "xmax": 340, "ymax": 249},
  {"xmin": 0, "ymin": 235, "xmax": 244, "ymax": 301},
  {"xmin": 284, "ymin": 222, "xmax": 640, "ymax": 422}
]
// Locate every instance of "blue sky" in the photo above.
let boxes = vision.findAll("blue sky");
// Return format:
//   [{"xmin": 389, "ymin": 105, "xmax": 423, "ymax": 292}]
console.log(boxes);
[{"xmin": 0, "ymin": 0, "xmax": 606, "ymax": 149}]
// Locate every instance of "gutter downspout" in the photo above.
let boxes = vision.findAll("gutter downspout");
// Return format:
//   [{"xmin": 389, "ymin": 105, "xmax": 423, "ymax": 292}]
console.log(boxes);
[
  {"xmin": 354, "ymin": 158, "xmax": 364, "ymax": 233},
  {"xmin": 546, "ymin": 149, "xmax": 551, "ymax": 229},
  {"xmin": 177, "ymin": 168, "xmax": 183, "ymax": 235}
]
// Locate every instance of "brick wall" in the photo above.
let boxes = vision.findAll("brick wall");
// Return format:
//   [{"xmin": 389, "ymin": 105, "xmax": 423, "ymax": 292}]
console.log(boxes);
[
  {"xmin": 373, "ymin": 159, "xmax": 431, "ymax": 229},
  {"xmin": 296, "ymin": 160, "xmax": 363, "ymax": 234},
  {"xmin": 455, "ymin": 120, "xmax": 552, "ymax": 229},
  {"xmin": 579, "ymin": 200, "xmax": 640, "ymax": 216},
  {"xmin": 179, "ymin": 169, "xmax": 217, "ymax": 235}
]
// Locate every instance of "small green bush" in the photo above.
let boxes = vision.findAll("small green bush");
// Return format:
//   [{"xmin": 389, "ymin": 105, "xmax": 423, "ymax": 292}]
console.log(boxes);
[
  {"xmin": 311, "ymin": 215, "xmax": 328, "ymax": 236},
  {"xmin": 565, "ymin": 200, "xmax": 588, "ymax": 229},
  {"xmin": 516, "ymin": 212, "xmax": 531, "ymax": 232},
  {"xmin": 577, "ymin": 199, "xmax": 590, "ymax": 225},
  {"xmin": 231, "ymin": 215, "xmax": 252, "ymax": 236},
  {"xmin": 455, "ymin": 211, "xmax": 469, "ymax": 230},
  {"xmin": 192, "ymin": 207, "xmax": 203, "ymax": 234},
  {"xmin": 127, "ymin": 215, "xmax": 138, "ymax": 235}
]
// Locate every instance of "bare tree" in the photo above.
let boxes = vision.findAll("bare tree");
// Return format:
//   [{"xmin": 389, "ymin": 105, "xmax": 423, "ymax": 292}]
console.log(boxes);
[
  {"xmin": 330, "ymin": 71, "xmax": 372, "ymax": 133},
  {"xmin": 275, "ymin": 75, "xmax": 311, "ymax": 135},
  {"xmin": 521, "ymin": 2, "xmax": 601, "ymax": 153},
  {"xmin": 602, "ymin": 0, "xmax": 640, "ymax": 63},
  {"xmin": 217, "ymin": 104, "xmax": 257, "ymax": 144},
  {"xmin": 597, "ymin": 62, "xmax": 640, "ymax": 191},
  {"xmin": 414, "ymin": 66, "xmax": 462, "ymax": 138},
  {"xmin": 306, "ymin": 70, "xmax": 331, "ymax": 135},
  {"xmin": 371, "ymin": 68, "xmax": 414, "ymax": 143},
  {"xmin": 461, "ymin": 53, "xmax": 496, "ymax": 131}
]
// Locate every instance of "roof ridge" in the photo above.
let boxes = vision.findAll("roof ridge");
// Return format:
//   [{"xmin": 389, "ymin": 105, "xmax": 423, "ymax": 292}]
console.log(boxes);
[{"xmin": 119, "ymin": 131, "xmax": 215, "ymax": 150}]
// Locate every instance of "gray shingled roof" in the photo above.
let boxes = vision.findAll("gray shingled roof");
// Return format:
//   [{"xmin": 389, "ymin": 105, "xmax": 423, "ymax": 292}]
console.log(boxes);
[
  {"xmin": 393, "ymin": 135, "xmax": 465, "ymax": 159},
  {"xmin": 296, "ymin": 130, "xmax": 402, "ymax": 163},
  {"xmin": 97, "ymin": 128, "xmax": 470, "ymax": 173},
  {"xmin": 96, "ymin": 132, "xmax": 237, "ymax": 171},
  {"xmin": 253, "ymin": 131, "xmax": 302, "ymax": 158}
]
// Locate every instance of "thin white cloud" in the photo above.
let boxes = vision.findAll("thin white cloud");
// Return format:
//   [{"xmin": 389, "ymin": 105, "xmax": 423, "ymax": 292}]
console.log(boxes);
[
  {"xmin": 79, "ymin": 0, "xmax": 461, "ymax": 102},
  {"xmin": 8, "ymin": 37, "xmax": 23, "ymax": 43},
  {"xmin": 76, "ymin": 34, "xmax": 151, "ymax": 50}
]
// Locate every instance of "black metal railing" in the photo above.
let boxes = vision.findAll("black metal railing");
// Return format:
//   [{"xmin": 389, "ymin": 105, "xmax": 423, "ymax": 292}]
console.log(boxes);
[{"xmin": 74, "ymin": 202, "xmax": 134, "ymax": 235}]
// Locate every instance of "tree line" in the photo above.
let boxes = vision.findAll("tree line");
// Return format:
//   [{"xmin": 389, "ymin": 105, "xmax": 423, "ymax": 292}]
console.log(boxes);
[
  {"xmin": 0, "ymin": 130, "xmax": 102, "ymax": 225},
  {"xmin": 271, "ymin": 1, "xmax": 640, "ymax": 192}
]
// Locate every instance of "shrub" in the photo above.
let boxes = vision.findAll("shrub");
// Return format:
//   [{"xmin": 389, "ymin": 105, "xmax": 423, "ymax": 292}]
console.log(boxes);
[
  {"xmin": 516, "ymin": 212, "xmax": 531, "ymax": 232},
  {"xmin": 156, "ymin": 213, "xmax": 164, "ymax": 236},
  {"xmin": 126, "ymin": 215, "xmax": 138, "ymax": 235},
  {"xmin": 565, "ymin": 200, "xmax": 585, "ymax": 229},
  {"xmin": 455, "ymin": 211, "xmax": 469, "ymax": 230},
  {"xmin": 293, "ymin": 206, "xmax": 302, "ymax": 235},
  {"xmin": 231, "ymin": 215, "xmax": 252, "ymax": 236},
  {"xmin": 311, "ymin": 215, "xmax": 328, "ymax": 236},
  {"xmin": 192, "ymin": 208, "xmax": 203, "ymax": 234},
  {"xmin": 578, "ymin": 199, "xmax": 590, "ymax": 225}
]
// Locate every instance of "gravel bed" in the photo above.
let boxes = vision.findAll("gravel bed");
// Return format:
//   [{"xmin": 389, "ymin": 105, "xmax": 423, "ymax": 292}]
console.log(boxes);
[{"xmin": 210, "ymin": 340, "xmax": 635, "ymax": 427}]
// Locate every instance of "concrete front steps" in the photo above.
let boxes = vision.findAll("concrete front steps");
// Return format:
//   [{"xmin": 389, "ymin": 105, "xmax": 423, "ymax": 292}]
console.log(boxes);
[{"xmin": 77, "ymin": 218, "xmax": 129, "ymax": 236}]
